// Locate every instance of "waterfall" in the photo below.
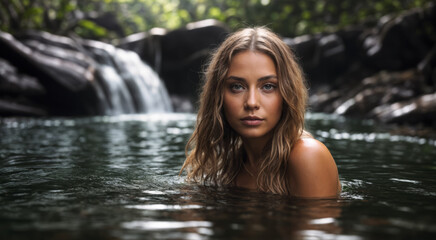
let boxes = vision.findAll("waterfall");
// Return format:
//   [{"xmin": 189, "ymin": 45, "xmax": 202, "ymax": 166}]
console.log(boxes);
[
  {"xmin": 85, "ymin": 41, "xmax": 173, "ymax": 115},
  {"xmin": 112, "ymin": 49, "xmax": 173, "ymax": 113}
]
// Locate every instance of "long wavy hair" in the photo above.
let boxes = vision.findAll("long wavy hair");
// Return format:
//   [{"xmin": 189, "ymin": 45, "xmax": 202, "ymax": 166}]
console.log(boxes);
[{"xmin": 180, "ymin": 27, "xmax": 308, "ymax": 195}]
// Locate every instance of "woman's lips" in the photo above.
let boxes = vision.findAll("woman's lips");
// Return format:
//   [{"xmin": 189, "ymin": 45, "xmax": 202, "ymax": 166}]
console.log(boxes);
[{"xmin": 241, "ymin": 116, "xmax": 264, "ymax": 126}]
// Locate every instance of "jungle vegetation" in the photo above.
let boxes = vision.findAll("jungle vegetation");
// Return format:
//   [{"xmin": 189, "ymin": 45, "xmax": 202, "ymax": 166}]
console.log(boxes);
[{"xmin": 0, "ymin": 0, "xmax": 433, "ymax": 39}]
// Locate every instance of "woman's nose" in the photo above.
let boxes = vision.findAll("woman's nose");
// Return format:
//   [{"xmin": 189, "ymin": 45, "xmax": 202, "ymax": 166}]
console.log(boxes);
[{"xmin": 244, "ymin": 88, "xmax": 260, "ymax": 110}]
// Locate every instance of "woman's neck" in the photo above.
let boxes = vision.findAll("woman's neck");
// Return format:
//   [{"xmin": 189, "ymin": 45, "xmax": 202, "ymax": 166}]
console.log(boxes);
[{"xmin": 241, "ymin": 136, "xmax": 270, "ymax": 168}]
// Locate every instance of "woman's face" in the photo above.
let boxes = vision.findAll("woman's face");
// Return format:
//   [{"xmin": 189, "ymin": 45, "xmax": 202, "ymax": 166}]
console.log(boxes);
[{"xmin": 223, "ymin": 50, "xmax": 283, "ymax": 142}]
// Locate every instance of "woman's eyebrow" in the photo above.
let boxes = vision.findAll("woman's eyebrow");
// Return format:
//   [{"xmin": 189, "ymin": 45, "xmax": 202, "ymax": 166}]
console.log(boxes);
[
  {"xmin": 258, "ymin": 75, "xmax": 278, "ymax": 82},
  {"xmin": 226, "ymin": 76, "xmax": 245, "ymax": 82},
  {"xmin": 226, "ymin": 75, "xmax": 277, "ymax": 82}
]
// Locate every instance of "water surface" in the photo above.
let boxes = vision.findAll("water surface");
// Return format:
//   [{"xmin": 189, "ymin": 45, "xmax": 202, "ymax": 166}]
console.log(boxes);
[{"xmin": 1, "ymin": 113, "xmax": 435, "ymax": 239}]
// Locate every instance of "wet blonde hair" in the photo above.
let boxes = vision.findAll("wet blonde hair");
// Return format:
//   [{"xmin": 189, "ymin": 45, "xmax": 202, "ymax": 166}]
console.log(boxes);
[{"xmin": 181, "ymin": 27, "xmax": 308, "ymax": 195}]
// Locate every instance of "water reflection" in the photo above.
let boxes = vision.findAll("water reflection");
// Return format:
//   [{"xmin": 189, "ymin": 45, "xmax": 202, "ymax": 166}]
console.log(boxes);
[{"xmin": 118, "ymin": 184, "xmax": 348, "ymax": 239}]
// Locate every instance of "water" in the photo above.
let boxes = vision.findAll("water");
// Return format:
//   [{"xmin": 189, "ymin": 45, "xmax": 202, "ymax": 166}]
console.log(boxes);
[{"xmin": 0, "ymin": 113, "xmax": 435, "ymax": 240}]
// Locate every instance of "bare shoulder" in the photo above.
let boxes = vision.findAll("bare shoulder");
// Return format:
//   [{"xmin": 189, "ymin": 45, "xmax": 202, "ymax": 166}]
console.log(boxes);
[{"xmin": 288, "ymin": 137, "xmax": 341, "ymax": 198}]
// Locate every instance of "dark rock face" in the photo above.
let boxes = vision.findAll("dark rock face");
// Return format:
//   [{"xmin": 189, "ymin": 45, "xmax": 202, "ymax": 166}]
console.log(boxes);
[
  {"xmin": 362, "ymin": 6, "xmax": 436, "ymax": 71},
  {"xmin": 0, "ymin": 30, "xmax": 105, "ymax": 116},
  {"xmin": 0, "ymin": 58, "xmax": 47, "ymax": 116},
  {"xmin": 286, "ymin": 31, "xmax": 356, "ymax": 86},
  {"xmin": 304, "ymin": 4, "xmax": 436, "ymax": 127},
  {"xmin": 0, "ymin": 58, "xmax": 45, "ymax": 96},
  {"xmin": 160, "ymin": 20, "xmax": 229, "ymax": 104}
]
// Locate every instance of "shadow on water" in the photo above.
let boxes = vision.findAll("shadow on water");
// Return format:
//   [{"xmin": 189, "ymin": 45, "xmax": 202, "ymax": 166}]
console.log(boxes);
[{"xmin": 0, "ymin": 113, "xmax": 435, "ymax": 239}]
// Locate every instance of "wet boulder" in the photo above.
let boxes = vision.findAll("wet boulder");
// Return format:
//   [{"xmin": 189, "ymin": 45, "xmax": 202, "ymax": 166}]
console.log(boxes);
[
  {"xmin": 370, "ymin": 92, "xmax": 436, "ymax": 125},
  {"xmin": 285, "ymin": 34, "xmax": 322, "ymax": 78},
  {"xmin": 361, "ymin": 6, "xmax": 435, "ymax": 71},
  {"xmin": 0, "ymin": 58, "xmax": 45, "ymax": 96},
  {"xmin": 0, "ymin": 58, "xmax": 47, "ymax": 116},
  {"xmin": 312, "ymin": 68, "xmax": 431, "ymax": 118},
  {"xmin": 285, "ymin": 28, "xmax": 363, "ymax": 87},
  {"xmin": 308, "ymin": 4, "xmax": 436, "ymax": 128},
  {"xmin": 160, "ymin": 20, "xmax": 229, "ymax": 106},
  {"xmin": 0, "ymin": 30, "xmax": 105, "ymax": 116},
  {"xmin": 418, "ymin": 45, "xmax": 436, "ymax": 88}
]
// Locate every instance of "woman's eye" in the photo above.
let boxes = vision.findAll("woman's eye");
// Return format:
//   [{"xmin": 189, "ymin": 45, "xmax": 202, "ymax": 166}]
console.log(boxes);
[
  {"xmin": 230, "ymin": 83, "xmax": 244, "ymax": 91},
  {"xmin": 262, "ymin": 83, "xmax": 276, "ymax": 91}
]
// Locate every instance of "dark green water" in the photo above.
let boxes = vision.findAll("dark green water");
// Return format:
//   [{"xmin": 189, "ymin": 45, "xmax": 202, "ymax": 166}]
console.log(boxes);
[{"xmin": 1, "ymin": 113, "xmax": 435, "ymax": 240}]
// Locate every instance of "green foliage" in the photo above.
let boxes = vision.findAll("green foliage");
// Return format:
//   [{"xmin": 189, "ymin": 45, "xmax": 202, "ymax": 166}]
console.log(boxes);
[
  {"xmin": 0, "ymin": 0, "xmax": 433, "ymax": 39},
  {"xmin": 76, "ymin": 20, "xmax": 108, "ymax": 38}
]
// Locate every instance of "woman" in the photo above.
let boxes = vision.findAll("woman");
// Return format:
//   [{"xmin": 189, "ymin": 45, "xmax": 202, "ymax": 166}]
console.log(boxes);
[{"xmin": 181, "ymin": 27, "xmax": 341, "ymax": 198}]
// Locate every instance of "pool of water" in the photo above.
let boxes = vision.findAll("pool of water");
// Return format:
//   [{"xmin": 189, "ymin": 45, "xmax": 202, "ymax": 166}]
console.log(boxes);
[{"xmin": 1, "ymin": 113, "xmax": 435, "ymax": 240}]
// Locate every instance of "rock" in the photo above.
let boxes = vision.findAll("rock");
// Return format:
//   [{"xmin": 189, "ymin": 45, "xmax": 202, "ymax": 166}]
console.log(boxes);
[
  {"xmin": 307, "ymin": 5, "xmax": 436, "ymax": 128},
  {"xmin": 0, "ymin": 58, "xmax": 45, "ymax": 96},
  {"xmin": 308, "ymin": 90, "xmax": 342, "ymax": 113},
  {"xmin": 312, "ymin": 68, "xmax": 430, "ymax": 118},
  {"xmin": 0, "ymin": 99, "xmax": 47, "ymax": 116},
  {"xmin": 17, "ymin": 30, "xmax": 97, "ymax": 91},
  {"xmin": 170, "ymin": 95, "xmax": 194, "ymax": 113},
  {"xmin": 0, "ymin": 58, "xmax": 47, "ymax": 116},
  {"xmin": 334, "ymin": 86, "xmax": 388, "ymax": 116},
  {"xmin": 15, "ymin": 30, "xmax": 80, "ymax": 52},
  {"xmin": 117, "ymin": 28, "xmax": 167, "ymax": 72},
  {"xmin": 370, "ymin": 92, "xmax": 436, "ymax": 125},
  {"xmin": 287, "ymin": 28, "xmax": 363, "ymax": 87},
  {"xmin": 418, "ymin": 45, "xmax": 436, "ymax": 88},
  {"xmin": 0, "ymin": 30, "xmax": 105, "ymax": 115},
  {"xmin": 285, "ymin": 34, "xmax": 321, "ymax": 72},
  {"xmin": 315, "ymin": 34, "xmax": 348, "ymax": 80},
  {"xmin": 361, "ymin": 5, "xmax": 434, "ymax": 70}
]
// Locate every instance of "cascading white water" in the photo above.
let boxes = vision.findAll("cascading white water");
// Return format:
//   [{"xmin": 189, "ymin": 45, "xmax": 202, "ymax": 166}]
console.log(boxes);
[
  {"xmin": 111, "ymin": 49, "xmax": 173, "ymax": 113},
  {"xmin": 87, "ymin": 41, "xmax": 173, "ymax": 115},
  {"xmin": 97, "ymin": 65, "xmax": 136, "ymax": 114}
]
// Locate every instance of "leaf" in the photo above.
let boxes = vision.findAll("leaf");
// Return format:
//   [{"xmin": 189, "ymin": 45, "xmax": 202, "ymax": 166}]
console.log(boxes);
[{"xmin": 77, "ymin": 19, "xmax": 108, "ymax": 37}]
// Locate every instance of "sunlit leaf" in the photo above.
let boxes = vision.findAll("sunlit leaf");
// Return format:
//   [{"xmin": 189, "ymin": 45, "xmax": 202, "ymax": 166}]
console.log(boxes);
[
  {"xmin": 209, "ymin": 7, "xmax": 222, "ymax": 18},
  {"xmin": 77, "ymin": 19, "xmax": 108, "ymax": 37}
]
